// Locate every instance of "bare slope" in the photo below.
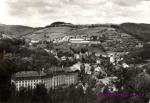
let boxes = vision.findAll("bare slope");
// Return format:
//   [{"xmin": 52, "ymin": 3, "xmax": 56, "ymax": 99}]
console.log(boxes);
[
  {"xmin": 0, "ymin": 24, "xmax": 37, "ymax": 38},
  {"xmin": 27, "ymin": 26, "xmax": 73, "ymax": 41},
  {"xmin": 26, "ymin": 25, "xmax": 112, "ymax": 41}
]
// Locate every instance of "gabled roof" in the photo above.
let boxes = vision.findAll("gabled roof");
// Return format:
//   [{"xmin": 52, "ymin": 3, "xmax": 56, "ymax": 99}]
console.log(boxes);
[
  {"xmin": 45, "ymin": 67, "xmax": 64, "ymax": 74},
  {"xmin": 12, "ymin": 67, "xmax": 78, "ymax": 79},
  {"xmin": 46, "ymin": 67, "xmax": 77, "ymax": 74},
  {"xmin": 13, "ymin": 71, "xmax": 46, "ymax": 78}
]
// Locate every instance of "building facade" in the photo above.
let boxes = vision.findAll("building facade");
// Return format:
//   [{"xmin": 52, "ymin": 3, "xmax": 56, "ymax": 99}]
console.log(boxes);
[{"xmin": 12, "ymin": 69, "xmax": 79, "ymax": 91}]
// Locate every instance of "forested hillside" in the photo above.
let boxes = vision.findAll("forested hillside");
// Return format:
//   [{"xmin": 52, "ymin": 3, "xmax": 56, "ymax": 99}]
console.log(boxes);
[{"xmin": 119, "ymin": 23, "xmax": 150, "ymax": 42}]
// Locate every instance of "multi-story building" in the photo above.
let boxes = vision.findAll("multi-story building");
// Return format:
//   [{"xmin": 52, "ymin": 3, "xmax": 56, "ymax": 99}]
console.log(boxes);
[{"xmin": 11, "ymin": 68, "xmax": 79, "ymax": 91}]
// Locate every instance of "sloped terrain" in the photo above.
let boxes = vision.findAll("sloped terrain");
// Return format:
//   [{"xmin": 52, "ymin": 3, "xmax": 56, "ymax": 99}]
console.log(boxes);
[
  {"xmin": 119, "ymin": 23, "xmax": 150, "ymax": 42},
  {"xmin": 26, "ymin": 24, "xmax": 145, "ymax": 52},
  {"xmin": 1, "ymin": 22, "xmax": 150, "ymax": 42},
  {"xmin": 27, "ymin": 26, "xmax": 72, "ymax": 41},
  {"xmin": 0, "ymin": 24, "xmax": 37, "ymax": 38},
  {"xmin": 0, "ymin": 22, "xmax": 149, "ymax": 52},
  {"xmin": 26, "ymin": 25, "xmax": 113, "ymax": 40}
]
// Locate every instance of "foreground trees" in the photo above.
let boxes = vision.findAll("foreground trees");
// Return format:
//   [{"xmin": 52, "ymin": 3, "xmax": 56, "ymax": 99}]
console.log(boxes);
[
  {"xmin": 7, "ymin": 84, "xmax": 92, "ymax": 103},
  {"xmin": 0, "ymin": 38, "xmax": 58, "ymax": 102}
]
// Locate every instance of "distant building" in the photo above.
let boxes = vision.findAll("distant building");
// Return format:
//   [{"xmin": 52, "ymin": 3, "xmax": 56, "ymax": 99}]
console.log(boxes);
[
  {"xmin": 96, "ymin": 59, "xmax": 101, "ymax": 64},
  {"xmin": 53, "ymin": 36, "xmax": 69, "ymax": 43},
  {"xmin": 0, "ymin": 33, "xmax": 12, "ymax": 39},
  {"xmin": 11, "ymin": 68, "xmax": 79, "ymax": 91},
  {"xmin": 69, "ymin": 38, "xmax": 85, "ymax": 44},
  {"xmin": 70, "ymin": 62, "xmax": 82, "ymax": 71},
  {"xmin": 74, "ymin": 54, "xmax": 80, "ymax": 60},
  {"xmin": 136, "ymin": 43, "xmax": 143, "ymax": 48},
  {"xmin": 89, "ymin": 41, "xmax": 101, "ymax": 44},
  {"xmin": 61, "ymin": 56, "xmax": 67, "ymax": 61},
  {"xmin": 122, "ymin": 63, "xmax": 129, "ymax": 68},
  {"xmin": 110, "ymin": 55, "xmax": 115, "ymax": 65},
  {"xmin": 69, "ymin": 38, "xmax": 100, "ymax": 44},
  {"xmin": 30, "ymin": 39, "xmax": 39, "ymax": 43}
]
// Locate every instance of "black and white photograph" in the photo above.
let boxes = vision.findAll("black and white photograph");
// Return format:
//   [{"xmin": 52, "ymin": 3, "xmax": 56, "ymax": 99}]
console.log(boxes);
[{"xmin": 1, "ymin": 0, "xmax": 150, "ymax": 103}]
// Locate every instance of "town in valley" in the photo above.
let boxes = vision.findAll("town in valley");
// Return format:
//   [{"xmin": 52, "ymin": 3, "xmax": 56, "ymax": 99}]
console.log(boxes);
[{"xmin": 0, "ymin": 22, "xmax": 150, "ymax": 103}]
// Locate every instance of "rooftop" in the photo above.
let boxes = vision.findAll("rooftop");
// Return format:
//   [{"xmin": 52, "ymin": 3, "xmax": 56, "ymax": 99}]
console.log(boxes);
[
  {"xmin": 12, "ymin": 67, "xmax": 77, "ymax": 79},
  {"xmin": 13, "ymin": 71, "xmax": 46, "ymax": 78}
]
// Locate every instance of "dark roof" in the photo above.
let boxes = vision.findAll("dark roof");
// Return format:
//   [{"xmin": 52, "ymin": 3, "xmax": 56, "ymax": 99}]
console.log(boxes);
[
  {"xmin": 64, "ymin": 67, "xmax": 75, "ymax": 72},
  {"xmin": 13, "ymin": 71, "xmax": 46, "ymax": 78},
  {"xmin": 45, "ymin": 67, "xmax": 64, "ymax": 74},
  {"xmin": 45, "ymin": 67, "xmax": 77, "ymax": 74},
  {"xmin": 12, "ymin": 67, "xmax": 78, "ymax": 79}
]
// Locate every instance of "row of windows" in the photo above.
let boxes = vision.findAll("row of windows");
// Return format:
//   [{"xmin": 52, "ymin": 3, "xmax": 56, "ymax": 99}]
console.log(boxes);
[
  {"xmin": 17, "ymin": 79, "xmax": 41, "ymax": 84},
  {"xmin": 15, "ymin": 75, "xmax": 78, "ymax": 90},
  {"xmin": 17, "ymin": 85, "xmax": 36, "ymax": 91},
  {"xmin": 16, "ymin": 83, "xmax": 37, "ymax": 91},
  {"xmin": 16, "ymin": 76, "xmax": 77, "ymax": 85},
  {"xmin": 16, "ymin": 79, "xmax": 75, "ymax": 89}
]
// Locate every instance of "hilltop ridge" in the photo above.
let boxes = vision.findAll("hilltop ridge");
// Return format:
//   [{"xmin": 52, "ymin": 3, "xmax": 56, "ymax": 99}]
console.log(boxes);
[
  {"xmin": 1, "ymin": 22, "xmax": 150, "ymax": 43},
  {"xmin": 0, "ymin": 24, "xmax": 39, "ymax": 38}
]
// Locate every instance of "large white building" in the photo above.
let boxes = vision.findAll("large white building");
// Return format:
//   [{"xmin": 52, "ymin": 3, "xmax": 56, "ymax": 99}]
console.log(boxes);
[{"xmin": 11, "ymin": 68, "xmax": 79, "ymax": 91}]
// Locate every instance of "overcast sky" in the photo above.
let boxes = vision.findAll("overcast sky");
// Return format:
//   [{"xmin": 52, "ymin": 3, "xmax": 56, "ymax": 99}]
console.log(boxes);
[{"xmin": 0, "ymin": 0, "xmax": 150, "ymax": 27}]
